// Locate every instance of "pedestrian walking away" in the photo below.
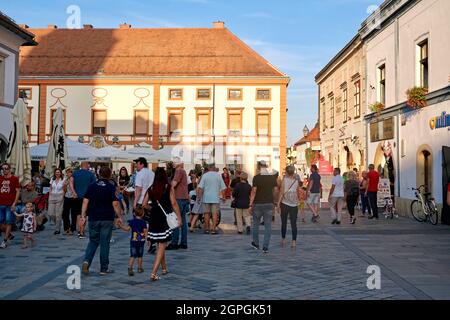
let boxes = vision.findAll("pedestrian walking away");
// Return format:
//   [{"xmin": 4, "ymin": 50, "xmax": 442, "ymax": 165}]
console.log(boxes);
[
  {"xmin": 249, "ymin": 160, "xmax": 279, "ymax": 254},
  {"xmin": 73, "ymin": 162, "xmax": 97, "ymax": 239},
  {"xmin": 277, "ymin": 165, "xmax": 301, "ymax": 248},
  {"xmin": 329, "ymin": 168, "xmax": 344, "ymax": 225},
  {"xmin": 142, "ymin": 167, "xmax": 182, "ymax": 281},
  {"xmin": 81, "ymin": 166, "xmax": 122, "ymax": 275},
  {"xmin": 117, "ymin": 206, "xmax": 148, "ymax": 276},
  {"xmin": 232, "ymin": 172, "xmax": 252, "ymax": 235},
  {"xmin": 359, "ymin": 171, "xmax": 369, "ymax": 217},
  {"xmin": 345, "ymin": 171, "xmax": 360, "ymax": 224}
]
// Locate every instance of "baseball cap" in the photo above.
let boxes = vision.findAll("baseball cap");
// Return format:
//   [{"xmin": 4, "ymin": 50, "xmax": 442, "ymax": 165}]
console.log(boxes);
[{"xmin": 134, "ymin": 157, "xmax": 148, "ymax": 166}]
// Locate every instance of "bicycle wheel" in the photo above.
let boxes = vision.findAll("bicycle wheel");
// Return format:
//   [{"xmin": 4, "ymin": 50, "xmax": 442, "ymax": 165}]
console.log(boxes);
[
  {"xmin": 427, "ymin": 201, "xmax": 439, "ymax": 225},
  {"xmin": 410, "ymin": 200, "xmax": 426, "ymax": 222}
]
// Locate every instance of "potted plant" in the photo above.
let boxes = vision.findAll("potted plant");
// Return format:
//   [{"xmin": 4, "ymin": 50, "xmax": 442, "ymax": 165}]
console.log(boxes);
[
  {"xmin": 369, "ymin": 102, "xmax": 385, "ymax": 116},
  {"xmin": 406, "ymin": 86, "xmax": 428, "ymax": 109}
]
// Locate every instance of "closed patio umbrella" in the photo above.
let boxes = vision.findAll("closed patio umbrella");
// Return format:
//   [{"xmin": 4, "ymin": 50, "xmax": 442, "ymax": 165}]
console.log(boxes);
[
  {"xmin": 45, "ymin": 107, "xmax": 69, "ymax": 178},
  {"xmin": 6, "ymin": 98, "xmax": 32, "ymax": 186}
]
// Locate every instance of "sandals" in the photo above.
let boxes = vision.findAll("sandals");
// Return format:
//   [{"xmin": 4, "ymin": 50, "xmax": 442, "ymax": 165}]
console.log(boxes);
[
  {"xmin": 162, "ymin": 268, "xmax": 169, "ymax": 275},
  {"xmin": 138, "ymin": 268, "xmax": 144, "ymax": 273},
  {"xmin": 204, "ymin": 230, "xmax": 210, "ymax": 234},
  {"xmin": 150, "ymin": 273, "xmax": 160, "ymax": 281}
]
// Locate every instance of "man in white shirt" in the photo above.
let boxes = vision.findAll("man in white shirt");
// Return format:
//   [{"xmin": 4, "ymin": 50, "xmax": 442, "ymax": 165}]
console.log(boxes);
[
  {"xmin": 133, "ymin": 157, "xmax": 155, "ymax": 210},
  {"xmin": 328, "ymin": 168, "xmax": 344, "ymax": 225}
]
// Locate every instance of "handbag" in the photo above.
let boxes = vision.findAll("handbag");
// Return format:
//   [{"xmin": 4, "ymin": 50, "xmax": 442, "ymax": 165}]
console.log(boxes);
[{"xmin": 157, "ymin": 200, "xmax": 179, "ymax": 230}]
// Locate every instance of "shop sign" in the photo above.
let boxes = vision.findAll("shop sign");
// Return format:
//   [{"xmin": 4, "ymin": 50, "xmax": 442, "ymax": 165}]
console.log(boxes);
[{"xmin": 429, "ymin": 111, "xmax": 450, "ymax": 130}]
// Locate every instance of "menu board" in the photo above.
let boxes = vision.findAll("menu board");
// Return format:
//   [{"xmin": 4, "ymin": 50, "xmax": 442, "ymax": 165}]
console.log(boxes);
[{"xmin": 377, "ymin": 179, "xmax": 391, "ymax": 207}]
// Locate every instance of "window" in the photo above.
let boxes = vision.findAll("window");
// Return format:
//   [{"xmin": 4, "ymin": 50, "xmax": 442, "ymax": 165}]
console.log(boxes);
[
  {"xmin": 196, "ymin": 109, "xmax": 211, "ymax": 136},
  {"xmin": 256, "ymin": 89, "xmax": 271, "ymax": 100},
  {"xmin": 19, "ymin": 88, "xmax": 32, "ymax": 100},
  {"xmin": 256, "ymin": 110, "xmax": 270, "ymax": 136},
  {"xmin": 343, "ymin": 89, "xmax": 348, "ymax": 123},
  {"xmin": 49, "ymin": 109, "xmax": 67, "ymax": 133},
  {"xmin": 197, "ymin": 88, "xmax": 211, "ymax": 100},
  {"xmin": 228, "ymin": 88, "xmax": 243, "ymax": 100},
  {"xmin": 227, "ymin": 109, "xmax": 243, "ymax": 136},
  {"xmin": 167, "ymin": 108, "xmax": 184, "ymax": 141},
  {"xmin": 168, "ymin": 88, "xmax": 183, "ymax": 100},
  {"xmin": 379, "ymin": 65, "xmax": 386, "ymax": 105},
  {"xmin": 321, "ymin": 100, "xmax": 326, "ymax": 130},
  {"xmin": 418, "ymin": 40, "xmax": 428, "ymax": 88},
  {"xmin": 0, "ymin": 56, "xmax": 4, "ymax": 103},
  {"xmin": 354, "ymin": 81, "xmax": 361, "ymax": 118},
  {"xmin": 92, "ymin": 110, "xmax": 107, "ymax": 135},
  {"xmin": 330, "ymin": 97, "xmax": 335, "ymax": 128},
  {"xmin": 370, "ymin": 117, "xmax": 394, "ymax": 142},
  {"xmin": 134, "ymin": 110, "xmax": 149, "ymax": 136}
]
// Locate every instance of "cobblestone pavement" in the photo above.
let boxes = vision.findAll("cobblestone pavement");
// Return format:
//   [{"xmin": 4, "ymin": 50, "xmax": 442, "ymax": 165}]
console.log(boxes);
[{"xmin": 1, "ymin": 203, "xmax": 449, "ymax": 300}]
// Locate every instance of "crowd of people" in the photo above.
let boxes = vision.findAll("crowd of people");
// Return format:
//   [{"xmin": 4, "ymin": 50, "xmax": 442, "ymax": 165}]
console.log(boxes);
[{"xmin": 2, "ymin": 156, "xmax": 441, "ymax": 281}]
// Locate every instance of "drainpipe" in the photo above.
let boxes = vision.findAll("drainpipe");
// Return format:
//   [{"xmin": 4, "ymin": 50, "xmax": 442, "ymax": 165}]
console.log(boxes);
[
  {"xmin": 395, "ymin": 17, "xmax": 401, "ymax": 198},
  {"xmin": 212, "ymin": 84, "xmax": 216, "ymax": 161}
]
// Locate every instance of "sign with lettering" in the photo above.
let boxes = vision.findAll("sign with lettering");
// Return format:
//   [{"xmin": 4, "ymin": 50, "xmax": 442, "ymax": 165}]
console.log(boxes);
[
  {"xmin": 377, "ymin": 178, "xmax": 391, "ymax": 207},
  {"xmin": 429, "ymin": 111, "xmax": 450, "ymax": 130}
]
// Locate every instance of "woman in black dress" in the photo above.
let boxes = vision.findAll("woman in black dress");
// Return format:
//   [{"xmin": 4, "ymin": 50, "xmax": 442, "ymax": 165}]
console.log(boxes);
[{"xmin": 143, "ymin": 168, "xmax": 182, "ymax": 281}]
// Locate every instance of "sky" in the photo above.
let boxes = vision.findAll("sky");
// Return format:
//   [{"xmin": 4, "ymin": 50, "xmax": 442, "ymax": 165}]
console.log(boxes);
[{"xmin": 2, "ymin": 0, "xmax": 384, "ymax": 145}]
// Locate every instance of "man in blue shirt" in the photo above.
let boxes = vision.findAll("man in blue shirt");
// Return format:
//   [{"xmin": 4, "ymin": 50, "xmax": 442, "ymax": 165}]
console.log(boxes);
[
  {"xmin": 81, "ymin": 166, "xmax": 121, "ymax": 275},
  {"xmin": 73, "ymin": 162, "xmax": 96, "ymax": 238}
]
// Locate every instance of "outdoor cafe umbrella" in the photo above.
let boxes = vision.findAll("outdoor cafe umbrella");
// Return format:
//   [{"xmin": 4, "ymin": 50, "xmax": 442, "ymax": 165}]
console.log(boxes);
[
  {"xmin": 30, "ymin": 139, "xmax": 99, "ymax": 162},
  {"xmin": 45, "ymin": 107, "xmax": 69, "ymax": 178},
  {"xmin": 6, "ymin": 98, "xmax": 32, "ymax": 186},
  {"xmin": 111, "ymin": 142, "xmax": 172, "ymax": 162}
]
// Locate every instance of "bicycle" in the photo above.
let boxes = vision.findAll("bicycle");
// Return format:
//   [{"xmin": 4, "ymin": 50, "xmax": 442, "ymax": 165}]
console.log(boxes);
[
  {"xmin": 410, "ymin": 185, "xmax": 438, "ymax": 225},
  {"xmin": 383, "ymin": 195, "xmax": 398, "ymax": 219}
]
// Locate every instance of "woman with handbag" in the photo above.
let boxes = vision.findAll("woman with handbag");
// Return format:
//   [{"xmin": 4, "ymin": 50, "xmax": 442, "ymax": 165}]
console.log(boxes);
[
  {"xmin": 142, "ymin": 168, "xmax": 182, "ymax": 281},
  {"xmin": 276, "ymin": 165, "xmax": 301, "ymax": 248}
]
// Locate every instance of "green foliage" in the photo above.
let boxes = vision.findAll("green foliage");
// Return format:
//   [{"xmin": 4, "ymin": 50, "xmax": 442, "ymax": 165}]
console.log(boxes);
[{"xmin": 406, "ymin": 86, "xmax": 428, "ymax": 109}]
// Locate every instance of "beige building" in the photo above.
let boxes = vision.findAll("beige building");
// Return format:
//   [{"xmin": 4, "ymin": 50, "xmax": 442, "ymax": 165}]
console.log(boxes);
[
  {"xmin": 0, "ymin": 12, "xmax": 36, "ymax": 161},
  {"xmin": 18, "ymin": 22, "xmax": 290, "ymax": 180},
  {"xmin": 316, "ymin": 35, "xmax": 367, "ymax": 174}
]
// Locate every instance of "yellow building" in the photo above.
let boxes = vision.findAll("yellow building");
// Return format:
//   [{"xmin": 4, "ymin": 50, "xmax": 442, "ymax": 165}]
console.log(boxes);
[{"xmin": 19, "ymin": 22, "xmax": 290, "ymax": 179}]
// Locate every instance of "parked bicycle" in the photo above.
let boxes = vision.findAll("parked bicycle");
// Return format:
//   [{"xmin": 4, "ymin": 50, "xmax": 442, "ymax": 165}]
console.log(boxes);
[
  {"xmin": 410, "ymin": 185, "xmax": 438, "ymax": 225},
  {"xmin": 383, "ymin": 195, "xmax": 398, "ymax": 219}
]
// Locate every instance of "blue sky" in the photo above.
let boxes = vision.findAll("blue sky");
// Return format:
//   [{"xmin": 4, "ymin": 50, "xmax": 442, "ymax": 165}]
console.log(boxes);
[{"xmin": 3, "ymin": 0, "xmax": 383, "ymax": 145}]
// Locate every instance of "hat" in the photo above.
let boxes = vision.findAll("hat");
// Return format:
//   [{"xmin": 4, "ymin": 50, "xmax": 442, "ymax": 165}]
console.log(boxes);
[{"xmin": 134, "ymin": 157, "xmax": 148, "ymax": 166}]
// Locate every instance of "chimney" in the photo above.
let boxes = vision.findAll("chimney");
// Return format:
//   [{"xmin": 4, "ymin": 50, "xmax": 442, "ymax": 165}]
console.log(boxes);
[
  {"xmin": 212, "ymin": 21, "xmax": 225, "ymax": 29},
  {"xmin": 83, "ymin": 24, "xmax": 93, "ymax": 29},
  {"xmin": 119, "ymin": 23, "xmax": 131, "ymax": 29},
  {"xmin": 19, "ymin": 24, "xmax": 29, "ymax": 29},
  {"xmin": 48, "ymin": 24, "xmax": 57, "ymax": 29}
]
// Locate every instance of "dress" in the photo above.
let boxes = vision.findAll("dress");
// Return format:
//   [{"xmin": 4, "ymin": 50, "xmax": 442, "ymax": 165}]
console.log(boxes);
[
  {"xmin": 21, "ymin": 212, "xmax": 35, "ymax": 234},
  {"xmin": 222, "ymin": 173, "xmax": 231, "ymax": 199},
  {"xmin": 147, "ymin": 184, "xmax": 173, "ymax": 243}
]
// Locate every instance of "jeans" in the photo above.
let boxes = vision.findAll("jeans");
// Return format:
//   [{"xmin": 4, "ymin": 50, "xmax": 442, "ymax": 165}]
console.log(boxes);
[
  {"xmin": 171, "ymin": 199, "xmax": 189, "ymax": 246},
  {"xmin": 280, "ymin": 203, "xmax": 298, "ymax": 241},
  {"xmin": 0, "ymin": 205, "xmax": 16, "ymax": 225},
  {"xmin": 360, "ymin": 193, "xmax": 369, "ymax": 214},
  {"xmin": 367, "ymin": 191, "xmax": 379, "ymax": 218},
  {"xmin": 346, "ymin": 195, "xmax": 359, "ymax": 217},
  {"xmin": 83, "ymin": 220, "xmax": 113, "ymax": 272},
  {"xmin": 252, "ymin": 203, "xmax": 273, "ymax": 249}
]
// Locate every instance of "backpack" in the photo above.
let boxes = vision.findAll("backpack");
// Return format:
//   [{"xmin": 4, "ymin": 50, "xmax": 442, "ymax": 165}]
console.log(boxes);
[{"xmin": 348, "ymin": 182, "xmax": 360, "ymax": 197}]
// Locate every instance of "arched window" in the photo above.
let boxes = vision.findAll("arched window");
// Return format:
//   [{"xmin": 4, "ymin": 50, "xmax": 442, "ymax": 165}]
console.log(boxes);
[{"xmin": 416, "ymin": 146, "xmax": 433, "ymax": 193}]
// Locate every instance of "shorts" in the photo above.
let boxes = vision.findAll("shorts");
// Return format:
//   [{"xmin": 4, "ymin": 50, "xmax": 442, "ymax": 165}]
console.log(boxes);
[
  {"xmin": 130, "ymin": 242, "xmax": 145, "ymax": 258},
  {"xmin": 306, "ymin": 193, "xmax": 320, "ymax": 205},
  {"xmin": 298, "ymin": 201, "xmax": 305, "ymax": 210},
  {"xmin": 0, "ymin": 206, "xmax": 16, "ymax": 225},
  {"xmin": 203, "ymin": 203, "xmax": 219, "ymax": 215},
  {"xmin": 72, "ymin": 198, "xmax": 83, "ymax": 216}
]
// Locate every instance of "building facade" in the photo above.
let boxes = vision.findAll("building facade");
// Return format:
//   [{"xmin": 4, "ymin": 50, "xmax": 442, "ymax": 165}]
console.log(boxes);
[
  {"xmin": 361, "ymin": 0, "xmax": 450, "ymax": 217},
  {"xmin": 316, "ymin": 35, "xmax": 367, "ymax": 174},
  {"xmin": 19, "ymin": 22, "xmax": 289, "ymax": 180},
  {"xmin": 0, "ymin": 12, "xmax": 36, "ymax": 161}
]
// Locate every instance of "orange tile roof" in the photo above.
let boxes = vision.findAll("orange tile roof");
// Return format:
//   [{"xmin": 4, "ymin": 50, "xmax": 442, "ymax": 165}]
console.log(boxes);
[
  {"xmin": 19, "ymin": 27, "xmax": 286, "ymax": 77},
  {"xmin": 293, "ymin": 123, "xmax": 320, "ymax": 146}
]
